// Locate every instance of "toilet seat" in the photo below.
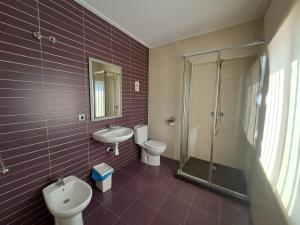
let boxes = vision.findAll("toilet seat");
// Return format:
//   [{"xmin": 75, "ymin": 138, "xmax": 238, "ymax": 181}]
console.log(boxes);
[
  {"xmin": 145, "ymin": 140, "xmax": 166, "ymax": 150},
  {"xmin": 141, "ymin": 140, "xmax": 166, "ymax": 156}
]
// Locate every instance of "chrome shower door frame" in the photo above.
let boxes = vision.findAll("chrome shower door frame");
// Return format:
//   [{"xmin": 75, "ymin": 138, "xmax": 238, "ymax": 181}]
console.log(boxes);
[
  {"xmin": 208, "ymin": 50, "xmax": 222, "ymax": 184},
  {"xmin": 178, "ymin": 50, "xmax": 249, "ymax": 201},
  {"xmin": 178, "ymin": 41, "xmax": 266, "ymax": 201}
]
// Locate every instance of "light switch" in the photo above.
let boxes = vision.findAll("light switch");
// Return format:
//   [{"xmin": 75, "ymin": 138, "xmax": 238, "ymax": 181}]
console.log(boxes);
[
  {"xmin": 78, "ymin": 114, "xmax": 86, "ymax": 121},
  {"xmin": 135, "ymin": 81, "xmax": 140, "ymax": 92}
]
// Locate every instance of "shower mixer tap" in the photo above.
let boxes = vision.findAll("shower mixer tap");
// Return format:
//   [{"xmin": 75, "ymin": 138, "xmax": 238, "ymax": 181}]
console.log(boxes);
[
  {"xmin": 210, "ymin": 112, "xmax": 224, "ymax": 117},
  {"xmin": 210, "ymin": 111, "xmax": 224, "ymax": 136}
]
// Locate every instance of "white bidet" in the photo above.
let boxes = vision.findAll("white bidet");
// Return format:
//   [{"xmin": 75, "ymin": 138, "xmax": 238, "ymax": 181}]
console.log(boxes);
[{"xmin": 43, "ymin": 175, "xmax": 92, "ymax": 225}]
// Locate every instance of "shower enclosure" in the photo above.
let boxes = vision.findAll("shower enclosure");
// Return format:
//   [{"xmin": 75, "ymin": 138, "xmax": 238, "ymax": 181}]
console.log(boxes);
[{"xmin": 177, "ymin": 42, "xmax": 266, "ymax": 201}]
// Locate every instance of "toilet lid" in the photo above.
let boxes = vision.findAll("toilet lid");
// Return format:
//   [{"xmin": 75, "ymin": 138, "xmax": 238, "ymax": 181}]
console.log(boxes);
[{"xmin": 144, "ymin": 140, "xmax": 166, "ymax": 150}]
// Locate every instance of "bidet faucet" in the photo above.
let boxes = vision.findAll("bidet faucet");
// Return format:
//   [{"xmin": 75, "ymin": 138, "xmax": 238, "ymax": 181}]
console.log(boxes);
[{"xmin": 56, "ymin": 176, "xmax": 65, "ymax": 186}]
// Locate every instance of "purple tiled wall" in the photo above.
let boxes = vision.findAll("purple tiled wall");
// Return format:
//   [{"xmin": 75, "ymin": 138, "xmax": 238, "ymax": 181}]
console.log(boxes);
[{"xmin": 0, "ymin": 0, "xmax": 149, "ymax": 224}]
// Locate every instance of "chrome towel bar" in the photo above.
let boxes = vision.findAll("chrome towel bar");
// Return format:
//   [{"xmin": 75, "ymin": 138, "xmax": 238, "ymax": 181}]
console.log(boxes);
[{"xmin": 0, "ymin": 153, "xmax": 9, "ymax": 174}]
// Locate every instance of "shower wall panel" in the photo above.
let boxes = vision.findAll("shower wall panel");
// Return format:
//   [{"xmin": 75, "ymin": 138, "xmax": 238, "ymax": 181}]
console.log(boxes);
[{"xmin": 189, "ymin": 56, "xmax": 257, "ymax": 169}]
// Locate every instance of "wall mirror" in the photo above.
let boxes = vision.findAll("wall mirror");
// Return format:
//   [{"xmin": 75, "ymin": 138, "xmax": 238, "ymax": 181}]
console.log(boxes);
[{"xmin": 89, "ymin": 58, "xmax": 122, "ymax": 121}]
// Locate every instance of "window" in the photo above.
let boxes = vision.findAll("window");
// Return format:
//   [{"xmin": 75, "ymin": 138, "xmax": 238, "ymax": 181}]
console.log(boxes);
[{"xmin": 94, "ymin": 80, "xmax": 105, "ymax": 117}]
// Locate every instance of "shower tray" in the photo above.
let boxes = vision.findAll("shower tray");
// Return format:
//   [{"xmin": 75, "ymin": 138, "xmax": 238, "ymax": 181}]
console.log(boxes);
[{"xmin": 178, "ymin": 157, "xmax": 248, "ymax": 201}]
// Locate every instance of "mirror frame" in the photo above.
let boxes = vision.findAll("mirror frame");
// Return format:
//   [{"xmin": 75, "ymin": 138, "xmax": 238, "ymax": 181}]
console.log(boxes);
[{"xmin": 89, "ymin": 57, "xmax": 122, "ymax": 121}]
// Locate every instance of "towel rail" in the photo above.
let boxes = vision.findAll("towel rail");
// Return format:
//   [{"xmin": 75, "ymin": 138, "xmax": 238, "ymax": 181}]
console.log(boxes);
[{"xmin": 0, "ymin": 153, "xmax": 9, "ymax": 174}]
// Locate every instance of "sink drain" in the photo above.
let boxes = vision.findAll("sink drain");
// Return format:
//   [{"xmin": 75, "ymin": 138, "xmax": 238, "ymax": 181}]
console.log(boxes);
[{"xmin": 63, "ymin": 199, "xmax": 70, "ymax": 204}]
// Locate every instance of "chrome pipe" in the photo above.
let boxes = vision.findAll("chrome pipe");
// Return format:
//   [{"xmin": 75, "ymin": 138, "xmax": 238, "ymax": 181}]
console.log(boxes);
[
  {"xmin": 208, "ymin": 51, "xmax": 222, "ymax": 183},
  {"xmin": 0, "ymin": 153, "xmax": 9, "ymax": 174},
  {"xmin": 183, "ymin": 41, "xmax": 265, "ymax": 58}
]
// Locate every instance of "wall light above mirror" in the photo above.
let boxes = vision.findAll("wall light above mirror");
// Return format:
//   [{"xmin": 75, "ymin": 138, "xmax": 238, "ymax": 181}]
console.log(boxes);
[{"xmin": 89, "ymin": 58, "xmax": 122, "ymax": 121}]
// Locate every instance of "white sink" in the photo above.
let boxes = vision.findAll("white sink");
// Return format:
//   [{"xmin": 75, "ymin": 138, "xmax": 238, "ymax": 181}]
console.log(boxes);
[
  {"xmin": 43, "ymin": 175, "xmax": 92, "ymax": 225},
  {"xmin": 93, "ymin": 126, "xmax": 133, "ymax": 144},
  {"xmin": 93, "ymin": 126, "xmax": 134, "ymax": 156}
]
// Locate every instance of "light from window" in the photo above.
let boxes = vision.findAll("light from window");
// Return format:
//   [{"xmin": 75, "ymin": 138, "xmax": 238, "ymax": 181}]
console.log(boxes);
[
  {"xmin": 260, "ymin": 59, "xmax": 300, "ymax": 225},
  {"xmin": 95, "ymin": 80, "xmax": 105, "ymax": 117},
  {"xmin": 276, "ymin": 60, "xmax": 300, "ymax": 223},
  {"xmin": 260, "ymin": 69, "xmax": 285, "ymax": 180},
  {"xmin": 244, "ymin": 82, "xmax": 259, "ymax": 145}
]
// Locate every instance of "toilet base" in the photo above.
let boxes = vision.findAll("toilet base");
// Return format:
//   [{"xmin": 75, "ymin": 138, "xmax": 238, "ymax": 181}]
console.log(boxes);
[
  {"xmin": 141, "ymin": 149, "xmax": 160, "ymax": 166},
  {"xmin": 54, "ymin": 213, "xmax": 83, "ymax": 225}
]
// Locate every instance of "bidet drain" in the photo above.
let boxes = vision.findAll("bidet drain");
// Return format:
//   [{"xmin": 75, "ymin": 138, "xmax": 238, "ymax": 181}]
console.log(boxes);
[{"xmin": 63, "ymin": 199, "xmax": 70, "ymax": 204}]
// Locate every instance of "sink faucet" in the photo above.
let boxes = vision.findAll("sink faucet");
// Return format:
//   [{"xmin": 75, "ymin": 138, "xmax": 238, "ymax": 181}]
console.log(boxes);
[
  {"xmin": 56, "ymin": 176, "xmax": 65, "ymax": 186},
  {"xmin": 107, "ymin": 125, "xmax": 117, "ymax": 130}
]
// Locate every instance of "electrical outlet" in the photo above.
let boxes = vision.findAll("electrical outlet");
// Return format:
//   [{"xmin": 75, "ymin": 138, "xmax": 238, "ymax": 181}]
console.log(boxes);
[
  {"xmin": 135, "ymin": 81, "xmax": 140, "ymax": 92},
  {"xmin": 78, "ymin": 114, "xmax": 86, "ymax": 121}
]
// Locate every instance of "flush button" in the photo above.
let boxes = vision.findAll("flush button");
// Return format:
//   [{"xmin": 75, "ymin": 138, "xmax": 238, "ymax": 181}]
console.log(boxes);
[{"xmin": 78, "ymin": 114, "xmax": 86, "ymax": 121}]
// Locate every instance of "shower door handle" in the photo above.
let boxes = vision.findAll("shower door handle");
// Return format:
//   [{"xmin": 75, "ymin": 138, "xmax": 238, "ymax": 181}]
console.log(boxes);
[{"xmin": 210, "ymin": 112, "xmax": 224, "ymax": 136}]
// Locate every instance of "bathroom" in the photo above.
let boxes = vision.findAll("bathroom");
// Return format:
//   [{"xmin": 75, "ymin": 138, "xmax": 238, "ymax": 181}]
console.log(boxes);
[{"xmin": 0, "ymin": 0, "xmax": 299, "ymax": 224}]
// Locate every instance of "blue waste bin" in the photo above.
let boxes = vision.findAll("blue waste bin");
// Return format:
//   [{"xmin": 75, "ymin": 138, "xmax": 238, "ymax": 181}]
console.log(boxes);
[{"xmin": 91, "ymin": 163, "xmax": 113, "ymax": 192}]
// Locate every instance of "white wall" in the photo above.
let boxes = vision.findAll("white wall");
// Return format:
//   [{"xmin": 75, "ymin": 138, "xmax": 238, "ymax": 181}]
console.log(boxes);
[
  {"xmin": 149, "ymin": 20, "xmax": 264, "ymax": 160},
  {"xmin": 250, "ymin": 0, "xmax": 300, "ymax": 225}
]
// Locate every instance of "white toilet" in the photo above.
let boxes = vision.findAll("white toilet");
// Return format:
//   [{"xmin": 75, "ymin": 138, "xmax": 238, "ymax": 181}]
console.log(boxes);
[{"xmin": 134, "ymin": 125, "xmax": 167, "ymax": 166}]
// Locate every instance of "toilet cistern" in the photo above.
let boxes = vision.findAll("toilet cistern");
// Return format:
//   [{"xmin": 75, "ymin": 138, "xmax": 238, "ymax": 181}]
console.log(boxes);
[{"xmin": 134, "ymin": 125, "xmax": 167, "ymax": 166}]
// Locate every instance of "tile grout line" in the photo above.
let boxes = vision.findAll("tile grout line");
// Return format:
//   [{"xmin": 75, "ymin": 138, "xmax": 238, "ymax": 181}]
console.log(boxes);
[
  {"xmin": 82, "ymin": 5, "xmax": 91, "ymax": 177},
  {"xmin": 105, "ymin": 165, "xmax": 149, "ymax": 225},
  {"xmin": 147, "ymin": 170, "xmax": 179, "ymax": 225},
  {"xmin": 6, "ymin": 204, "xmax": 48, "ymax": 225},
  {"xmin": 183, "ymin": 187, "xmax": 197, "ymax": 225},
  {"xmin": 0, "ymin": 195, "xmax": 44, "ymax": 221},
  {"xmin": 36, "ymin": 0, "xmax": 53, "ymax": 180},
  {"xmin": 0, "ymin": 149, "xmax": 48, "ymax": 167},
  {"xmin": 1, "ymin": 0, "xmax": 149, "ymax": 223},
  {"xmin": 0, "ymin": 11, "xmax": 39, "ymax": 28},
  {"xmin": 110, "ymin": 22, "xmax": 117, "ymax": 171},
  {"xmin": 219, "ymin": 196, "xmax": 222, "ymax": 225},
  {"xmin": 86, "ymin": 161, "xmax": 176, "ymax": 224},
  {"xmin": 0, "ymin": 179, "xmax": 49, "ymax": 206},
  {"xmin": 52, "ymin": 154, "xmax": 88, "ymax": 171},
  {"xmin": 0, "ymin": 160, "xmax": 49, "ymax": 180},
  {"xmin": 0, "ymin": 48, "xmax": 85, "ymax": 69},
  {"xmin": 111, "ymin": 165, "xmax": 152, "ymax": 223},
  {"xmin": 42, "ymin": 0, "xmax": 84, "ymax": 23}
]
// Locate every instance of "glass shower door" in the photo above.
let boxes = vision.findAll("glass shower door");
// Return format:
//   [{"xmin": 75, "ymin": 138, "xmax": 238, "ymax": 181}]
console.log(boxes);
[
  {"xmin": 181, "ymin": 53, "xmax": 218, "ymax": 184},
  {"xmin": 178, "ymin": 43, "xmax": 265, "ymax": 201},
  {"xmin": 210, "ymin": 55, "xmax": 261, "ymax": 198}
]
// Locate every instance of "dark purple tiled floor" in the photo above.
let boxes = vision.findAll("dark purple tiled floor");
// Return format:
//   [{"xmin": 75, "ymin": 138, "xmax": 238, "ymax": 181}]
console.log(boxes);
[{"xmin": 83, "ymin": 157, "xmax": 251, "ymax": 225}]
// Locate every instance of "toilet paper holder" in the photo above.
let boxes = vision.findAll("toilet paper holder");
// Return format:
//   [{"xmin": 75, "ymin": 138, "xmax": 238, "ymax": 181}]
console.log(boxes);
[{"xmin": 167, "ymin": 116, "xmax": 176, "ymax": 126}]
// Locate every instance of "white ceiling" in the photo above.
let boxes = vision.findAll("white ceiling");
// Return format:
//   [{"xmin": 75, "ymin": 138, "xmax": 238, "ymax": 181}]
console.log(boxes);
[{"xmin": 76, "ymin": 0, "xmax": 270, "ymax": 48}]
